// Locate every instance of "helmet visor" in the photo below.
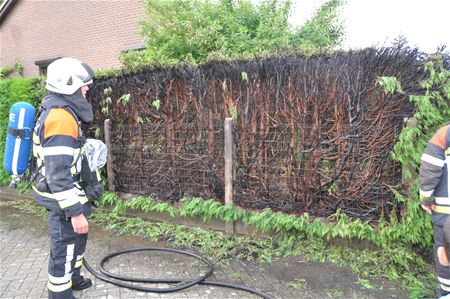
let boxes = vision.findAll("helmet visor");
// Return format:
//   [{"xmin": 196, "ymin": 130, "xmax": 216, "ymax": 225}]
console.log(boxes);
[{"xmin": 79, "ymin": 62, "xmax": 94, "ymax": 84}]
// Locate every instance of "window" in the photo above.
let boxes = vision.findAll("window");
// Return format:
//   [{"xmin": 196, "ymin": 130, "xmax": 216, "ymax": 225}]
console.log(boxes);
[
  {"xmin": 121, "ymin": 44, "xmax": 145, "ymax": 52},
  {"xmin": 34, "ymin": 57, "xmax": 61, "ymax": 76}
]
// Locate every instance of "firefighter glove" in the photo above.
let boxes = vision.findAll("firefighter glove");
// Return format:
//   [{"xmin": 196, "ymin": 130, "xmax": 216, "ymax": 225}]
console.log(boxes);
[{"xmin": 83, "ymin": 183, "xmax": 103, "ymax": 202}]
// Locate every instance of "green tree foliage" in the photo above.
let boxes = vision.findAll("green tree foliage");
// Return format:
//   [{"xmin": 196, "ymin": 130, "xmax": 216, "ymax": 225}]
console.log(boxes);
[
  {"xmin": 378, "ymin": 53, "xmax": 450, "ymax": 249},
  {"xmin": 392, "ymin": 53, "xmax": 449, "ymax": 184},
  {"xmin": 123, "ymin": 0, "xmax": 344, "ymax": 66},
  {"xmin": 291, "ymin": 0, "xmax": 344, "ymax": 48}
]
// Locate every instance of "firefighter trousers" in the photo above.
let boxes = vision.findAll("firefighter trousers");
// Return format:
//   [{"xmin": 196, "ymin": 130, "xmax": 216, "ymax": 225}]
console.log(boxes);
[
  {"xmin": 47, "ymin": 210, "xmax": 88, "ymax": 299},
  {"xmin": 434, "ymin": 215, "xmax": 450, "ymax": 295}
]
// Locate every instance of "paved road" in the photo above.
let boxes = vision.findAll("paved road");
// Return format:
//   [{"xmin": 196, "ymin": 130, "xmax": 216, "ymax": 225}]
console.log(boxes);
[{"xmin": 0, "ymin": 197, "xmax": 408, "ymax": 299}]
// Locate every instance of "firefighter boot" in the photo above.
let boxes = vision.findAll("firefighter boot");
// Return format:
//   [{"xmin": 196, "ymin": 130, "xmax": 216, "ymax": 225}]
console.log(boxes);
[{"xmin": 72, "ymin": 277, "xmax": 92, "ymax": 291}]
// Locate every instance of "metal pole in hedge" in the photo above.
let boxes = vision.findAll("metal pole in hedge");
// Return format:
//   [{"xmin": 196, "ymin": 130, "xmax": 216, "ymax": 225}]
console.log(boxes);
[
  {"xmin": 104, "ymin": 119, "xmax": 115, "ymax": 192},
  {"xmin": 224, "ymin": 117, "xmax": 235, "ymax": 233}
]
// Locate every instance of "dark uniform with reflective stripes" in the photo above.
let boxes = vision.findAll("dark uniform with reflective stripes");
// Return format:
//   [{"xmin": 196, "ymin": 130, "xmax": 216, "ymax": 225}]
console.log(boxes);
[
  {"xmin": 419, "ymin": 123, "xmax": 450, "ymax": 295},
  {"xmin": 32, "ymin": 105, "xmax": 91, "ymax": 299}
]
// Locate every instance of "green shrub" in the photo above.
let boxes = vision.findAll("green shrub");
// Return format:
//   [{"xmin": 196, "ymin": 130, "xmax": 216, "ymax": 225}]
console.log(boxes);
[{"xmin": 130, "ymin": 0, "xmax": 344, "ymax": 65}]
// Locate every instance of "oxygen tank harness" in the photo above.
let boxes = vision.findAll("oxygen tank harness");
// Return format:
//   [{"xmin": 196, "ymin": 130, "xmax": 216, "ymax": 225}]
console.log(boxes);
[{"xmin": 3, "ymin": 102, "xmax": 36, "ymax": 188}]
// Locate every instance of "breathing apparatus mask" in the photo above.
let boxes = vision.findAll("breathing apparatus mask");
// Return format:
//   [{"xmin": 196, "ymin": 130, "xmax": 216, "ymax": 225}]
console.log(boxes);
[{"xmin": 80, "ymin": 139, "xmax": 107, "ymax": 203}]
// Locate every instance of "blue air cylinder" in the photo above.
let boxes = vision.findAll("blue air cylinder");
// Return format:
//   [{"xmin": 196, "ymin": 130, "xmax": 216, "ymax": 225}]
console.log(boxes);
[{"xmin": 3, "ymin": 102, "xmax": 36, "ymax": 175}]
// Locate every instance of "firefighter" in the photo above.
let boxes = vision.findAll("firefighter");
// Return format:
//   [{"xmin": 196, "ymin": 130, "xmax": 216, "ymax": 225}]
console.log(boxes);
[
  {"xmin": 437, "ymin": 217, "xmax": 450, "ymax": 298},
  {"xmin": 419, "ymin": 123, "xmax": 450, "ymax": 298},
  {"xmin": 31, "ymin": 58, "xmax": 102, "ymax": 299}
]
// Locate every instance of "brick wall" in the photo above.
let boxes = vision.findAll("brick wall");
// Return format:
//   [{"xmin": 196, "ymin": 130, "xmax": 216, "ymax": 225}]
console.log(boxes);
[{"xmin": 0, "ymin": 0, "xmax": 146, "ymax": 77}]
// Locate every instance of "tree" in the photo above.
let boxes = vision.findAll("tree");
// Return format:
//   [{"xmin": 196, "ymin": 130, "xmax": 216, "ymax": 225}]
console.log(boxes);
[
  {"xmin": 122, "ymin": 0, "xmax": 344, "ymax": 66},
  {"xmin": 291, "ymin": 0, "xmax": 344, "ymax": 48}
]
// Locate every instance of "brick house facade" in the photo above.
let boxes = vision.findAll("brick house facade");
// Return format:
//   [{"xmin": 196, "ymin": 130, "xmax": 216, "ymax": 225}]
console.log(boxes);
[{"xmin": 0, "ymin": 0, "xmax": 146, "ymax": 77}]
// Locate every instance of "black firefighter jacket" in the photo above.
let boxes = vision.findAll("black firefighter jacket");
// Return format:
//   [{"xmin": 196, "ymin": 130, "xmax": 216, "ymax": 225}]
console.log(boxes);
[
  {"xmin": 419, "ymin": 123, "xmax": 450, "ymax": 224},
  {"xmin": 31, "ymin": 102, "xmax": 91, "ymax": 218}
]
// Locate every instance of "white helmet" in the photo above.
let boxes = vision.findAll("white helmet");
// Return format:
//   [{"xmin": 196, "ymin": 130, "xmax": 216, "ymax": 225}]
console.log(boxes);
[{"xmin": 45, "ymin": 58, "xmax": 94, "ymax": 95}]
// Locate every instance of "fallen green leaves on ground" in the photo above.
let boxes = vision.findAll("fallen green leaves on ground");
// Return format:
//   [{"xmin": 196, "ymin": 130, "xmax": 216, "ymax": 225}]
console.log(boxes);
[{"xmin": 7, "ymin": 199, "xmax": 436, "ymax": 298}]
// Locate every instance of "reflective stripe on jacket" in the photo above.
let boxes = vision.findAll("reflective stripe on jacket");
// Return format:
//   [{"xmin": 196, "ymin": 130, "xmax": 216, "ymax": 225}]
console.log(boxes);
[
  {"xmin": 32, "ymin": 107, "xmax": 89, "ymax": 217},
  {"xmin": 419, "ymin": 124, "xmax": 450, "ymax": 214}
]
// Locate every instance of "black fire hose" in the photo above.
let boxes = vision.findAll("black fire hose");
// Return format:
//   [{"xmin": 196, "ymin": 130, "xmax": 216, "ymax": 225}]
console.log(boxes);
[{"xmin": 84, "ymin": 247, "xmax": 276, "ymax": 299}]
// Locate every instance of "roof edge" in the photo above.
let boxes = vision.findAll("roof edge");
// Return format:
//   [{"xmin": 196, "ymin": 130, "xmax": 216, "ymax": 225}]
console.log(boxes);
[{"xmin": 0, "ymin": 0, "xmax": 18, "ymax": 26}]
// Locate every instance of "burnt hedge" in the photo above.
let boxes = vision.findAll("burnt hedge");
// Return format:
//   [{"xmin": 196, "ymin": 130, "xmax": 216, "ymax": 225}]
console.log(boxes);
[{"xmin": 88, "ymin": 46, "xmax": 425, "ymax": 221}]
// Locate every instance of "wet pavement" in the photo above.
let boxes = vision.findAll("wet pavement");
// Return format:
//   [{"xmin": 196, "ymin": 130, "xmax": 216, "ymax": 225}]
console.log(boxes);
[{"xmin": 0, "ymin": 196, "xmax": 409, "ymax": 299}]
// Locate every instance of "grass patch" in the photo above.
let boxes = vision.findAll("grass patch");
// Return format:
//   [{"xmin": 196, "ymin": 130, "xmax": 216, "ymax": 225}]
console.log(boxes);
[
  {"xmin": 7, "ymin": 198, "xmax": 47, "ymax": 216},
  {"xmin": 90, "ymin": 210, "xmax": 280, "ymax": 264},
  {"xmin": 325, "ymin": 289, "xmax": 344, "ymax": 298},
  {"xmin": 290, "ymin": 278, "xmax": 307, "ymax": 290}
]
